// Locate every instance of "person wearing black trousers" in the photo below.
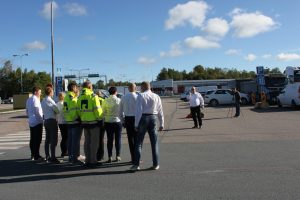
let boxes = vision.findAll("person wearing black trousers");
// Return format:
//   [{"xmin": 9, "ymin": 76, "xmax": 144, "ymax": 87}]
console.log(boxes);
[
  {"xmin": 187, "ymin": 87, "xmax": 204, "ymax": 129},
  {"xmin": 119, "ymin": 83, "xmax": 138, "ymax": 163},
  {"xmin": 232, "ymin": 88, "xmax": 241, "ymax": 117},
  {"xmin": 56, "ymin": 92, "xmax": 68, "ymax": 157}
]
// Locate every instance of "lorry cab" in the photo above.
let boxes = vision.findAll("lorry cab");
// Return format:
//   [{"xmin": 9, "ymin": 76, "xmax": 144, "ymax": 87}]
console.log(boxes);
[{"xmin": 277, "ymin": 83, "xmax": 300, "ymax": 108}]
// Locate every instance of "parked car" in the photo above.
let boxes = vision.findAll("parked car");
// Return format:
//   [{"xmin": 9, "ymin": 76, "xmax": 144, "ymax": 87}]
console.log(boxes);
[
  {"xmin": 180, "ymin": 91, "xmax": 206, "ymax": 102},
  {"xmin": 116, "ymin": 93, "xmax": 124, "ymax": 99},
  {"xmin": 2, "ymin": 98, "xmax": 13, "ymax": 104},
  {"xmin": 180, "ymin": 91, "xmax": 190, "ymax": 101},
  {"xmin": 277, "ymin": 83, "xmax": 300, "ymax": 108},
  {"xmin": 204, "ymin": 89, "xmax": 250, "ymax": 106}
]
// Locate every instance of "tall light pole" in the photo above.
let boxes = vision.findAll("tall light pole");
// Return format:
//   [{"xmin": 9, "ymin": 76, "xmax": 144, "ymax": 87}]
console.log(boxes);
[
  {"xmin": 13, "ymin": 53, "xmax": 28, "ymax": 93},
  {"xmin": 51, "ymin": 1, "xmax": 55, "ymax": 90},
  {"xmin": 70, "ymin": 68, "xmax": 90, "ymax": 84}
]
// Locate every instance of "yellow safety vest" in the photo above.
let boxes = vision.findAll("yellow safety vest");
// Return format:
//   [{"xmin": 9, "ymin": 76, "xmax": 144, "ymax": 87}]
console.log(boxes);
[
  {"xmin": 77, "ymin": 88, "xmax": 103, "ymax": 124},
  {"xmin": 63, "ymin": 91, "xmax": 80, "ymax": 124}
]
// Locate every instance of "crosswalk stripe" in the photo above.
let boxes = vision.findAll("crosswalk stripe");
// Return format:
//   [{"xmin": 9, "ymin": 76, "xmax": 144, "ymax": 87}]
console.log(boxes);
[
  {"xmin": 0, "ymin": 138, "xmax": 30, "ymax": 142},
  {"xmin": 0, "ymin": 147, "xmax": 21, "ymax": 150},
  {"xmin": 0, "ymin": 141, "xmax": 29, "ymax": 145}
]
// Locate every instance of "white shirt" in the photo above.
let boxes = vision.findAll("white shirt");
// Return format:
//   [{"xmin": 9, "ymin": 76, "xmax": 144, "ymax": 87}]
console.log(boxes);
[
  {"xmin": 135, "ymin": 90, "xmax": 164, "ymax": 128},
  {"xmin": 188, "ymin": 92, "xmax": 204, "ymax": 107},
  {"xmin": 26, "ymin": 95, "xmax": 43, "ymax": 127},
  {"xmin": 102, "ymin": 95, "xmax": 121, "ymax": 123},
  {"xmin": 56, "ymin": 101, "xmax": 66, "ymax": 124},
  {"xmin": 41, "ymin": 96, "xmax": 59, "ymax": 120},
  {"xmin": 119, "ymin": 92, "xmax": 138, "ymax": 121}
]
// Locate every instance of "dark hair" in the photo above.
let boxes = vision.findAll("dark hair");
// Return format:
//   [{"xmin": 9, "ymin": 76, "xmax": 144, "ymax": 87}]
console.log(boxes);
[
  {"xmin": 45, "ymin": 86, "xmax": 53, "ymax": 96},
  {"xmin": 67, "ymin": 82, "xmax": 77, "ymax": 91},
  {"xmin": 82, "ymin": 81, "xmax": 92, "ymax": 89},
  {"xmin": 46, "ymin": 83, "xmax": 53, "ymax": 88},
  {"xmin": 108, "ymin": 86, "xmax": 117, "ymax": 95},
  {"xmin": 32, "ymin": 86, "xmax": 41, "ymax": 94}
]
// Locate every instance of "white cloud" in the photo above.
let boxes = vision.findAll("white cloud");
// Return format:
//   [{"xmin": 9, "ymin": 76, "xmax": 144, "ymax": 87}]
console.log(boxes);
[
  {"xmin": 165, "ymin": 1, "xmax": 209, "ymax": 30},
  {"xmin": 139, "ymin": 35, "xmax": 149, "ymax": 42},
  {"xmin": 184, "ymin": 36, "xmax": 220, "ymax": 49},
  {"xmin": 230, "ymin": 10, "xmax": 277, "ymax": 38},
  {"xmin": 262, "ymin": 54, "xmax": 272, "ymax": 59},
  {"xmin": 277, "ymin": 53, "xmax": 300, "ymax": 61},
  {"xmin": 40, "ymin": 1, "xmax": 58, "ymax": 20},
  {"xmin": 229, "ymin": 8, "xmax": 244, "ymax": 16},
  {"xmin": 244, "ymin": 54, "xmax": 256, "ymax": 61},
  {"xmin": 64, "ymin": 3, "xmax": 87, "ymax": 16},
  {"xmin": 23, "ymin": 41, "xmax": 47, "ymax": 51},
  {"xmin": 225, "ymin": 49, "xmax": 240, "ymax": 55},
  {"xmin": 202, "ymin": 18, "xmax": 229, "ymax": 38},
  {"xmin": 137, "ymin": 56, "xmax": 156, "ymax": 65},
  {"xmin": 160, "ymin": 42, "xmax": 184, "ymax": 58}
]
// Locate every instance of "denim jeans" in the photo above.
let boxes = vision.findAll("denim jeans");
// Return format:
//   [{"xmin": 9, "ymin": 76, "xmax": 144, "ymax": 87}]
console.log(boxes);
[
  {"xmin": 105, "ymin": 122, "xmax": 122, "ymax": 158},
  {"xmin": 134, "ymin": 114, "xmax": 159, "ymax": 167},
  {"xmin": 67, "ymin": 124, "xmax": 82, "ymax": 162}
]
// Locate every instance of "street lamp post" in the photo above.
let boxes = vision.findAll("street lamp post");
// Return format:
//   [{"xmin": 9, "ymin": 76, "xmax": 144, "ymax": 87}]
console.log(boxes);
[
  {"xmin": 13, "ymin": 53, "xmax": 28, "ymax": 93},
  {"xmin": 70, "ymin": 68, "xmax": 90, "ymax": 84}
]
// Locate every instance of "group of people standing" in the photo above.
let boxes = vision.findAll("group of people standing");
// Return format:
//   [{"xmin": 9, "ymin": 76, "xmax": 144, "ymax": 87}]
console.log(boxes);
[{"xmin": 26, "ymin": 81, "xmax": 164, "ymax": 171}]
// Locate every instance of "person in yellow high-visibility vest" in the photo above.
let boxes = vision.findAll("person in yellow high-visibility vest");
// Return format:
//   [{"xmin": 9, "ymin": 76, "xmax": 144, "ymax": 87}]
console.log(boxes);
[
  {"xmin": 77, "ymin": 81, "xmax": 103, "ymax": 168},
  {"xmin": 63, "ymin": 82, "xmax": 82, "ymax": 164}
]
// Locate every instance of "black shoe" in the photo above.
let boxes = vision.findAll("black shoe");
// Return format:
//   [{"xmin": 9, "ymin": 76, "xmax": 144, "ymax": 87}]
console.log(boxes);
[
  {"xmin": 48, "ymin": 158, "xmax": 61, "ymax": 164},
  {"xmin": 192, "ymin": 126, "xmax": 198, "ymax": 128}
]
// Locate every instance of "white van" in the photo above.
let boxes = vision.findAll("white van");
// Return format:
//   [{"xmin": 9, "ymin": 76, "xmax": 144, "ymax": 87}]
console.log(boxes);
[{"xmin": 277, "ymin": 83, "xmax": 300, "ymax": 108}]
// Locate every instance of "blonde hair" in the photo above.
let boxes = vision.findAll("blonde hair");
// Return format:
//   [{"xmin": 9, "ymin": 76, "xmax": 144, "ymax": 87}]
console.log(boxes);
[{"xmin": 58, "ymin": 92, "xmax": 65, "ymax": 101}]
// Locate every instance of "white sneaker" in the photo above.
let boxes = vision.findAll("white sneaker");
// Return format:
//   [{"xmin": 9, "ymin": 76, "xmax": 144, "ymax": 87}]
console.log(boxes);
[
  {"xmin": 130, "ymin": 165, "xmax": 140, "ymax": 172},
  {"xmin": 151, "ymin": 165, "xmax": 160, "ymax": 170}
]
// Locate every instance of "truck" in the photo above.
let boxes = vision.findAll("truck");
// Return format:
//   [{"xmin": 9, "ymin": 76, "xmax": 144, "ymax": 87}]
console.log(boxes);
[{"xmin": 277, "ymin": 67, "xmax": 300, "ymax": 108}]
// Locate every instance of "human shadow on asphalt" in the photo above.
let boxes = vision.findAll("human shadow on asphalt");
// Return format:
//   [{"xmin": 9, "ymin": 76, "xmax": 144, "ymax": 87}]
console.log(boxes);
[
  {"xmin": 250, "ymin": 107, "xmax": 300, "ymax": 113},
  {"xmin": 10, "ymin": 115, "xmax": 28, "ymax": 119},
  {"xmin": 0, "ymin": 159, "xmax": 133, "ymax": 184}
]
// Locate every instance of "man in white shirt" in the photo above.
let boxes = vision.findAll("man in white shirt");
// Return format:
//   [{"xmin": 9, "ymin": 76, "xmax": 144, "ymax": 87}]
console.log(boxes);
[
  {"xmin": 130, "ymin": 81, "xmax": 164, "ymax": 171},
  {"xmin": 26, "ymin": 86, "xmax": 44, "ymax": 161},
  {"xmin": 41, "ymin": 86, "xmax": 59, "ymax": 163},
  {"xmin": 188, "ymin": 87, "xmax": 204, "ymax": 129},
  {"xmin": 119, "ymin": 83, "xmax": 138, "ymax": 163}
]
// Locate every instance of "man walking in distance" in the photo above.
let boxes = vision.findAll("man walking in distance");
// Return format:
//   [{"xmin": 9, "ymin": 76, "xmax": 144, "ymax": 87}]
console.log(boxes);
[
  {"xmin": 78, "ymin": 81, "xmax": 103, "ymax": 168},
  {"xmin": 26, "ymin": 86, "xmax": 44, "ymax": 161},
  {"xmin": 41, "ymin": 86, "xmax": 60, "ymax": 163},
  {"xmin": 130, "ymin": 81, "xmax": 164, "ymax": 171},
  {"xmin": 188, "ymin": 87, "xmax": 204, "ymax": 129},
  {"xmin": 119, "ymin": 83, "xmax": 138, "ymax": 164},
  {"xmin": 63, "ymin": 82, "xmax": 82, "ymax": 164},
  {"xmin": 232, "ymin": 88, "xmax": 241, "ymax": 117}
]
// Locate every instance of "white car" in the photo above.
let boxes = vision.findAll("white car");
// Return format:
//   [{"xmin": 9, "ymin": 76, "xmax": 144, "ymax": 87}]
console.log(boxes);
[
  {"xmin": 204, "ymin": 89, "xmax": 250, "ymax": 107},
  {"xmin": 277, "ymin": 83, "xmax": 300, "ymax": 108}
]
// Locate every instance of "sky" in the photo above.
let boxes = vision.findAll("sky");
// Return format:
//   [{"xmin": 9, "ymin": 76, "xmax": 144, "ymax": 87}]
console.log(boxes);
[{"xmin": 1, "ymin": 0, "xmax": 300, "ymax": 83}]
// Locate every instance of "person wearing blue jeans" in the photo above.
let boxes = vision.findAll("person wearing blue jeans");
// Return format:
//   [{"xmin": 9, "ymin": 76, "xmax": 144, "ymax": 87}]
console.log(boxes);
[
  {"xmin": 68, "ymin": 124, "xmax": 82, "ymax": 163},
  {"xmin": 130, "ymin": 81, "xmax": 164, "ymax": 172},
  {"xmin": 134, "ymin": 114, "xmax": 159, "ymax": 167}
]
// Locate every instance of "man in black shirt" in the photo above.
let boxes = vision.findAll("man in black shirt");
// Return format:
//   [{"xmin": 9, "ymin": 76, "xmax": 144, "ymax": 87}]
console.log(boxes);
[{"xmin": 232, "ymin": 88, "xmax": 241, "ymax": 117}]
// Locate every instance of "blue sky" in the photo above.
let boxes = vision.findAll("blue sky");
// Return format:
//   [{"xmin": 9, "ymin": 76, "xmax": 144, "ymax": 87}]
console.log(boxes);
[{"xmin": 1, "ymin": 0, "xmax": 300, "ymax": 83}]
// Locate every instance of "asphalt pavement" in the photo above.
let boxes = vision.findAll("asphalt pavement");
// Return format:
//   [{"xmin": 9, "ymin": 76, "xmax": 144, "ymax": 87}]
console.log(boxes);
[{"xmin": 1, "ymin": 98, "xmax": 300, "ymax": 200}]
